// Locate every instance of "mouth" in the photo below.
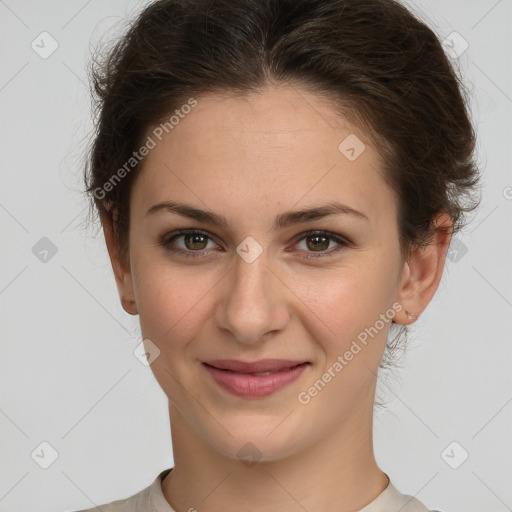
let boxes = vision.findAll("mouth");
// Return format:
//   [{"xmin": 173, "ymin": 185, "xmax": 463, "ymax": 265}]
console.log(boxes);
[
  {"xmin": 201, "ymin": 360, "xmax": 311, "ymax": 398},
  {"xmin": 202, "ymin": 359, "xmax": 310, "ymax": 374}
]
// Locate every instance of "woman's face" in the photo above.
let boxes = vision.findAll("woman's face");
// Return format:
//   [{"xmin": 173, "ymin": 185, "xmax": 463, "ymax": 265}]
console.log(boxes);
[{"xmin": 122, "ymin": 84, "xmax": 408, "ymax": 461}]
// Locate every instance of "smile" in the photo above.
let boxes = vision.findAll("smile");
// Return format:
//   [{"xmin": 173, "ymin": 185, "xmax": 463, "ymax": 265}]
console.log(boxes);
[{"xmin": 202, "ymin": 361, "xmax": 311, "ymax": 398}]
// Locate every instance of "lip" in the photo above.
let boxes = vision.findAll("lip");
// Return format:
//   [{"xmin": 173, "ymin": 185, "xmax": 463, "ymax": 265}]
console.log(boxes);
[
  {"xmin": 202, "ymin": 360, "xmax": 310, "ymax": 398},
  {"xmin": 203, "ymin": 359, "xmax": 308, "ymax": 373}
]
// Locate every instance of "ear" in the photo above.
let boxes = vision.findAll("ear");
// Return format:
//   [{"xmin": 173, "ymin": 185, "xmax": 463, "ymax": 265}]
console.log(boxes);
[
  {"xmin": 101, "ymin": 209, "xmax": 138, "ymax": 316},
  {"xmin": 394, "ymin": 212, "xmax": 453, "ymax": 325}
]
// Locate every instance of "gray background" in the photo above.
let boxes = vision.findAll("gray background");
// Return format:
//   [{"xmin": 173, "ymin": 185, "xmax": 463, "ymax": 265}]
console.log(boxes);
[{"xmin": 0, "ymin": 1, "xmax": 511, "ymax": 511}]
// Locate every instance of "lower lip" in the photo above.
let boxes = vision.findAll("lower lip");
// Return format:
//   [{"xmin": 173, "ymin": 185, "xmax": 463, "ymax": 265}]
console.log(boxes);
[{"xmin": 202, "ymin": 362, "xmax": 310, "ymax": 398}]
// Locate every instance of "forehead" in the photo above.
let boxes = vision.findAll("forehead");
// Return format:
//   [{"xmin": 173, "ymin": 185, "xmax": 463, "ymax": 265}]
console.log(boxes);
[{"xmin": 130, "ymin": 84, "xmax": 396, "ymax": 229}]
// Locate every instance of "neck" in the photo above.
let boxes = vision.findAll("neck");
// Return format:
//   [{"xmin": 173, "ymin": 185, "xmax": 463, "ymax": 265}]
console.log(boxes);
[{"xmin": 162, "ymin": 395, "xmax": 388, "ymax": 512}]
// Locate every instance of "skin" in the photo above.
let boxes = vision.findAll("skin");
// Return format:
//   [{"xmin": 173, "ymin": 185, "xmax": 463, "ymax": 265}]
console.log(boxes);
[{"xmin": 102, "ymin": 84, "xmax": 452, "ymax": 512}]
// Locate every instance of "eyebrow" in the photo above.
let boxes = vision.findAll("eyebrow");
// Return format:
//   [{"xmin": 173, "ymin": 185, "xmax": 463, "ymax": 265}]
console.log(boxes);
[{"xmin": 144, "ymin": 200, "xmax": 369, "ymax": 230}]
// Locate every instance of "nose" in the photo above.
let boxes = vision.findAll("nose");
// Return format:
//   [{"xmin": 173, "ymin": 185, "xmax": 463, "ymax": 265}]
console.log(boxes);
[{"xmin": 214, "ymin": 250, "xmax": 291, "ymax": 345}]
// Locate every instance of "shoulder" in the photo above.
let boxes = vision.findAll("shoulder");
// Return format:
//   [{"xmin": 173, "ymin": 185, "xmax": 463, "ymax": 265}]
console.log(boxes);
[
  {"xmin": 71, "ymin": 486, "xmax": 148, "ymax": 512},
  {"xmin": 387, "ymin": 483, "xmax": 444, "ymax": 512},
  {"xmin": 70, "ymin": 469, "xmax": 174, "ymax": 512},
  {"xmin": 359, "ymin": 476, "xmax": 444, "ymax": 512}
]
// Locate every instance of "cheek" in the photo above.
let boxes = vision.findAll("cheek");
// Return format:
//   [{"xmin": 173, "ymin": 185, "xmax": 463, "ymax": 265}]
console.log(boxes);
[
  {"xmin": 133, "ymin": 261, "xmax": 213, "ymax": 349},
  {"xmin": 289, "ymin": 262, "xmax": 398, "ymax": 360},
  {"xmin": 299, "ymin": 262, "xmax": 394, "ymax": 319},
  {"xmin": 132, "ymin": 230, "xmax": 400, "ymax": 357}
]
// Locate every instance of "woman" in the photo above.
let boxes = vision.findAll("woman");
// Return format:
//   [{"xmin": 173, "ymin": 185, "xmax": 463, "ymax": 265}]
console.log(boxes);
[{"xmin": 77, "ymin": 0, "xmax": 480, "ymax": 510}]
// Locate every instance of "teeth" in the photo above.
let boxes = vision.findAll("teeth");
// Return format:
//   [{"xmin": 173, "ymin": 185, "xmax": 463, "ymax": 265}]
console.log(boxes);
[{"xmin": 251, "ymin": 366, "xmax": 295, "ymax": 376}]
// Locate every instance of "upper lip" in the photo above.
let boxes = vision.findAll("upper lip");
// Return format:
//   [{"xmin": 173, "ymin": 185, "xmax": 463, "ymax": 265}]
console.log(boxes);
[{"xmin": 203, "ymin": 359, "xmax": 309, "ymax": 373}]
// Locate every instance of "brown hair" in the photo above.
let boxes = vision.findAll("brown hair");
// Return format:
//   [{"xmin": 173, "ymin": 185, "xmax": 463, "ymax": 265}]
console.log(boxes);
[{"xmin": 83, "ymin": 0, "xmax": 481, "ymax": 384}]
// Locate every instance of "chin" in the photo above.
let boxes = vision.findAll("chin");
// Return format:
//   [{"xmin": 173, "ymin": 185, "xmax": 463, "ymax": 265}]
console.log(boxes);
[{"xmin": 202, "ymin": 419, "xmax": 308, "ymax": 466}]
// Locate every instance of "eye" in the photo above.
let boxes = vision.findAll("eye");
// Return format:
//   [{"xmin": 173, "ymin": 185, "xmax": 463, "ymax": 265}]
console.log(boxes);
[
  {"xmin": 292, "ymin": 230, "xmax": 349, "ymax": 259},
  {"xmin": 160, "ymin": 229, "xmax": 350, "ymax": 259},
  {"xmin": 160, "ymin": 229, "xmax": 220, "ymax": 258}
]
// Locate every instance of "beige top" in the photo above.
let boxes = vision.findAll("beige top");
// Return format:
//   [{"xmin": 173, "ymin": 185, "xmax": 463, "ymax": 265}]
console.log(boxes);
[{"xmin": 74, "ymin": 468, "xmax": 441, "ymax": 512}]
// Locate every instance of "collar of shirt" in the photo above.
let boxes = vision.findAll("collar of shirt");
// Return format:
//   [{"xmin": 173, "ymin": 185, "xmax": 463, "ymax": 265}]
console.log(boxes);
[{"xmin": 144, "ymin": 468, "xmax": 435, "ymax": 512}]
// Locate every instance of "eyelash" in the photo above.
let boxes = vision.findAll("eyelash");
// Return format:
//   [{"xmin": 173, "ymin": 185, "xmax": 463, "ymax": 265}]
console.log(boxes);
[{"xmin": 159, "ymin": 229, "xmax": 350, "ymax": 260}]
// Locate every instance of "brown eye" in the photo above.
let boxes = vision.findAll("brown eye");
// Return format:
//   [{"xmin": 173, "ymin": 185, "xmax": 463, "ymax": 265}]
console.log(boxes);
[
  {"xmin": 160, "ymin": 229, "xmax": 350, "ymax": 260},
  {"xmin": 182, "ymin": 232, "xmax": 209, "ymax": 250},
  {"xmin": 294, "ymin": 230, "xmax": 349, "ymax": 259},
  {"xmin": 160, "ymin": 229, "xmax": 219, "ymax": 258},
  {"xmin": 305, "ymin": 234, "xmax": 330, "ymax": 252}
]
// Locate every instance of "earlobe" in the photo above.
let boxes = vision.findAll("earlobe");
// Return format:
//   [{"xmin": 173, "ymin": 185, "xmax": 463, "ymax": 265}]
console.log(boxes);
[
  {"xmin": 100, "ymin": 210, "xmax": 138, "ymax": 316},
  {"xmin": 394, "ymin": 212, "xmax": 453, "ymax": 325}
]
